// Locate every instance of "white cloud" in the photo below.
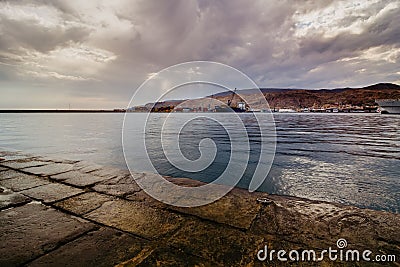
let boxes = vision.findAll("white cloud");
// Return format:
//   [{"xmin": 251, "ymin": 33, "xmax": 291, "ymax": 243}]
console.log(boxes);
[
  {"xmin": 0, "ymin": 2, "xmax": 62, "ymax": 27},
  {"xmin": 358, "ymin": 45, "xmax": 400, "ymax": 63},
  {"xmin": 25, "ymin": 70, "xmax": 89, "ymax": 81},
  {"xmin": 293, "ymin": 0, "xmax": 389, "ymax": 38},
  {"xmin": 0, "ymin": 44, "xmax": 116, "ymax": 82}
]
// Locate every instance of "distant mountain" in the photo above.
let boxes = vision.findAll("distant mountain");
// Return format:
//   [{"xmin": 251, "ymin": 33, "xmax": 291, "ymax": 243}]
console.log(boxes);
[
  {"xmin": 262, "ymin": 83, "xmax": 400, "ymax": 109},
  {"xmin": 136, "ymin": 83, "xmax": 400, "ymax": 111},
  {"xmin": 360, "ymin": 83, "xmax": 400, "ymax": 90},
  {"xmin": 211, "ymin": 88, "xmax": 287, "ymax": 97},
  {"xmin": 207, "ymin": 83, "xmax": 399, "ymax": 109},
  {"xmin": 212, "ymin": 83, "xmax": 400, "ymax": 96}
]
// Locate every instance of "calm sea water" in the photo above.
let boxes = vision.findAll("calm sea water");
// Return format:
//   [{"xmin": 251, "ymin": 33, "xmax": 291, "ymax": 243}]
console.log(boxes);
[{"xmin": 0, "ymin": 113, "xmax": 398, "ymax": 212}]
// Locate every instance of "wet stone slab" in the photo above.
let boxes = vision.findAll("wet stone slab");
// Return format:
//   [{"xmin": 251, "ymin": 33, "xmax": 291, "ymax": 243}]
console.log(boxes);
[
  {"xmin": 0, "ymin": 159, "xmax": 50, "ymax": 170},
  {"xmin": 28, "ymin": 227, "xmax": 148, "ymax": 267},
  {"xmin": 0, "ymin": 175, "xmax": 49, "ymax": 192},
  {"xmin": 23, "ymin": 163, "xmax": 75, "ymax": 176},
  {"xmin": 51, "ymin": 171, "xmax": 113, "ymax": 187},
  {"xmin": 54, "ymin": 192, "xmax": 115, "ymax": 215},
  {"xmin": 0, "ymin": 188, "xmax": 30, "ymax": 210},
  {"xmin": 250, "ymin": 195, "xmax": 400, "ymax": 254},
  {"xmin": 0, "ymin": 151, "xmax": 20, "ymax": 157},
  {"xmin": 1, "ymin": 151, "xmax": 400, "ymax": 267},
  {"xmin": 362, "ymin": 209, "xmax": 400, "ymax": 245},
  {"xmin": 0, "ymin": 203, "xmax": 95, "ymax": 267},
  {"xmin": 92, "ymin": 173, "xmax": 143, "ymax": 197},
  {"xmin": 126, "ymin": 247, "xmax": 218, "ymax": 267},
  {"xmin": 249, "ymin": 196, "xmax": 357, "ymax": 247},
  {"xmin": 0, "ymin": 153, "xmax": 35, "ymax": 162},
  {"xmin": 89, "ymin": 166, "xmax": 129, "ymax": 179},
  {"xmin": 250, "ymin": 202, "xmax": 333, "ymax": 250},
  {"xmin": 85, "ymin": 199, "xmax": 184, "ymax": 240},
  {"xmin": 21, "ymin": 183, "xmax": 83, "ymax": 204},
  {"xmin": 168, "ymin": 219, "xmax": 264, "ymax": 266},
  {"xmin": 0, "ymin": 169, "xmax": 37, "ymax": 181},
  {"xmin": 170, "ymin": 188, "xmax": 264, "ymax": 230},
  {"xmin": 125, "ymin": 190, "xmax": 169, "ymax": 209},
  {"xmin": 73, "ymin": 161, "xmax": 104, "ymax": 173},
  {"xmin": 37, "ymin": 156, "xmax": 79, "ymax": 164},
  {"xmin": 326, "ymin": 209, "xmax": 400, "ymax": 254}
]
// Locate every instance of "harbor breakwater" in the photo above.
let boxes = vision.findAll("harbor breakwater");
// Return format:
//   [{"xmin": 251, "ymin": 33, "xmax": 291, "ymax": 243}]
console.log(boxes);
[{"xmin": 0, "ymin": 150, "xmax": 399, "ymax": 266}]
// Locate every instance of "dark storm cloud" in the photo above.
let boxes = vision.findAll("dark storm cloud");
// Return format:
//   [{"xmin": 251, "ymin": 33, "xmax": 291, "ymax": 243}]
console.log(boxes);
[
  {"xmin": 0, "ymin": 16, "xmax": 90, "ymax": 53},
  {"xmin": 299, "ymin": 6, "xmax": 400, "ymax": 57},
  {"xmin": 0, "ymin": 0, "xmax": 399, "ymax": 108}
]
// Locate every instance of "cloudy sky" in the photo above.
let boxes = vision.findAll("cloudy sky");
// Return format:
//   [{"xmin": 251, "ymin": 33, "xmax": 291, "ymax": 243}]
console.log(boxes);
[{"xmin": 0, "ymin": 0, "xmax": 399, "ymax": 109}]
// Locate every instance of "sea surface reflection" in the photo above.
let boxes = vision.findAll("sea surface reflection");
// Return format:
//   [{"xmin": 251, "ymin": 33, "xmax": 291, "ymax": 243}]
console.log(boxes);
[{"xmin": 0, "ymin": 113, "xmax": 398, "ymax": 212}]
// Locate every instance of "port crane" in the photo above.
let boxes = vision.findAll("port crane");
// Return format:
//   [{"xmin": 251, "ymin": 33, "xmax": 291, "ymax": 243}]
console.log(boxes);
[
  {"xmin": 227, "ymin": 88, "xmax": 237, "ymax": 107},
  {"xmin": 212, "ymin": 88, "xmax": 247, "ymax": 112}
]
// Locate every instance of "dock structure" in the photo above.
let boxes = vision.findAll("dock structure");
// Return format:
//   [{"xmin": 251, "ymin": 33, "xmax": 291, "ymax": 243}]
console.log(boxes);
[{"xmin": 0, "ymin": 150, "xmax": 399, "ymax": 266}]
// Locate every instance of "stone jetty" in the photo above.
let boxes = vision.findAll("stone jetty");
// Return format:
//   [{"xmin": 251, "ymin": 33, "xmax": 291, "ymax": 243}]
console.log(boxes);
[{"xmin": 0, "ymin": 150, "xmax": 399, "ymax": 266}]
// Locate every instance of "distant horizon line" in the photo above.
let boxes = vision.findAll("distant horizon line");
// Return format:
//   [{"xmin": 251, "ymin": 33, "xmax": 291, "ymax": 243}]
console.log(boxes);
[
  {"xmin": 0, "ymin": 109, "xmax": 126, "ymax": 113},
  {"xmin": 1, "ymin": 82, "xmax": 398, "ymax": 111}
]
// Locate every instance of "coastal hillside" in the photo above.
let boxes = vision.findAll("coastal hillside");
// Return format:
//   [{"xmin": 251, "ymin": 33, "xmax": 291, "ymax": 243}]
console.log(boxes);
[
  {"xmin": 214, "ymin": 83, "xmax": 400, "ymax": 109},
  {"xmin": 136, "ymin": 83, "xmax": 400, "ymax": 111},
  {"xmin": 262, "ymin": 83, "xmax": 400, "ymax": 109}
]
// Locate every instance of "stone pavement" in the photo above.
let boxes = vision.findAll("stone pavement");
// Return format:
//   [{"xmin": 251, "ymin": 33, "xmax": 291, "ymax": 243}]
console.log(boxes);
[{"xmin": 0, "ymin": 150, "xmax": 399, "ymax": 266}]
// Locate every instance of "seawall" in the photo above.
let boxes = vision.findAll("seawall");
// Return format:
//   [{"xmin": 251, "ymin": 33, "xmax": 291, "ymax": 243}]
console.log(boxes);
[{"xmin": 0, "ymin": 150, "xmax": 399, "ymax": 266}]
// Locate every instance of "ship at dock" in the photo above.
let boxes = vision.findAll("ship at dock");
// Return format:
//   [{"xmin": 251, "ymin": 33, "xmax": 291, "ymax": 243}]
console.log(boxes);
[
  {"xmin": 375, "ymin": 99, "xmax": 400, "ymax": 114},
  {"xmin": 214, "ymin": 88, "xmax": 247, "ymax": 112}
]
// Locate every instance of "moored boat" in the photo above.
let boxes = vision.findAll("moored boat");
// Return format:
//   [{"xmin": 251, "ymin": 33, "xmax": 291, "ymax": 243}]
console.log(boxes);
[{"xmin": 375, "ymin": 99, "xmax": 400, "ymax": 114}]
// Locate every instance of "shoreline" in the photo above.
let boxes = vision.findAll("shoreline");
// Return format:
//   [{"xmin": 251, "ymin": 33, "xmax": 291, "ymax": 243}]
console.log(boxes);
[
  {"xmin": 0, "ymin": 110, "xmax": 125, "ymax": 113},
  {"xmin": 1, "ymin": 150, "xmax": 399, "ymax": 266},
  {"xmin": 0, "ymin": 110, "xmax": 391, "ymax": 114}
]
